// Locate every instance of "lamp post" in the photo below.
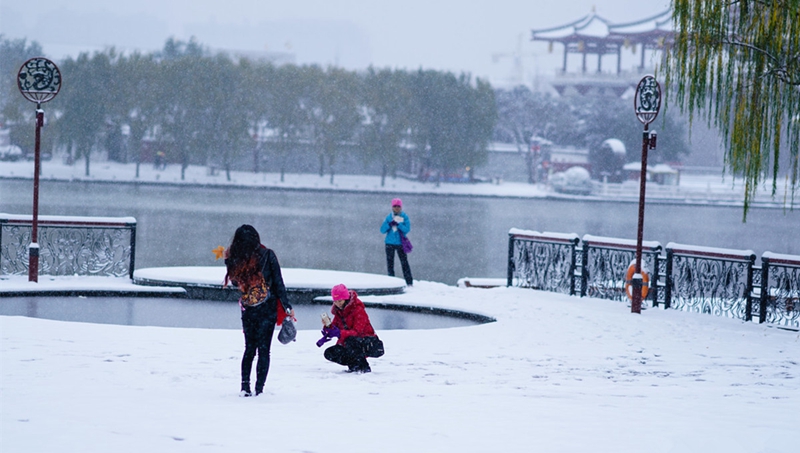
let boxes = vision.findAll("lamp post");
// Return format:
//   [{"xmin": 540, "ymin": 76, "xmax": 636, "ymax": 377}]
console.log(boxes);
[
  {"xmin": 631, "ymin": 75, "xmax": 661, "ymax": 313},
  {"xmin": 17, "ymin": 57, "xmax": 62, "ymax": 282}
]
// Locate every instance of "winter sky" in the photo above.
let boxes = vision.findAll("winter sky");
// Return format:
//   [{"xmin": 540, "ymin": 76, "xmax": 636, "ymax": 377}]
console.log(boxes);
[{"xmin": 1, "ymin": 0, "xmax": 672, "ymax": 86}]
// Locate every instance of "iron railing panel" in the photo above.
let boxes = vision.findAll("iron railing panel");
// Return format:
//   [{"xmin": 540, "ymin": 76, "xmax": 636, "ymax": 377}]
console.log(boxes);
[
  {"xmin": 508, "ymin": 229, "xmax": 579, "ymax": 295},
  {"xmin": 0, "ymin": 214, "xmax": 137, "ymax": 279},
  {"xmin": 580, "ymin": 235, "xmax": 662, "ymax": 305},
  {"xmin": 759, "ymin": 253, "xmax": 800, "ymax": 329},
  {"xmin": 665, "ymin": 243, "xmax": 756, "ymax": 321}
]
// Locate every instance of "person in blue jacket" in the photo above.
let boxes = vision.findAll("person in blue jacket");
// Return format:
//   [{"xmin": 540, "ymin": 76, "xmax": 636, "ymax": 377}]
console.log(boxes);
[{"xmin": 380, "ymin": 197, "xmax": 413, "ymax": 286}]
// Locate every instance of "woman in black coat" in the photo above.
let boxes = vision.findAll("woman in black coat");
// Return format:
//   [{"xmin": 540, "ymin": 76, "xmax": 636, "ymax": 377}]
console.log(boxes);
[{"xmin": 224, "ymin": 224, "xmax": 293, "ymax": 397}]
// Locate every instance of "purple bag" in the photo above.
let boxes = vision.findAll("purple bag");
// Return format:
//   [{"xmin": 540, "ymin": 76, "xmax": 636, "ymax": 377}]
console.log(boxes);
[{"xmin": 400, "ymin": 231, "xmax": 413, "ymax": 254}]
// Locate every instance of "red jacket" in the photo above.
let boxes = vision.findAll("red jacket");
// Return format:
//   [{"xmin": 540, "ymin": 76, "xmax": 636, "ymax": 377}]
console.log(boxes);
[{"xmin": 330, "ymin": 290, "xmax": 376, "ymax": 345}]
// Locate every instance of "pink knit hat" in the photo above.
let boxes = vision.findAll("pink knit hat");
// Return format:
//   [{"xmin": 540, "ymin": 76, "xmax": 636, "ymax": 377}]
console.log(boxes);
[
  {"xmin": 331, "ymin": 284, "xmax": 349, "ymax": 301},
  {"xmin": 391, "ymin": 198, "xmax": 402, "ymax": 207}
]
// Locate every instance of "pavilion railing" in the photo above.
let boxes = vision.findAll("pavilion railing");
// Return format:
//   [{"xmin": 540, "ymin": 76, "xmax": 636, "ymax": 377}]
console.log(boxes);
[
  {"xmin": 508, "ymin": 229, "xmax": 799, "ymax": 329},
  {"xmin": 0, "ymin": 213, "xmax": 137, "ymax": 279}
]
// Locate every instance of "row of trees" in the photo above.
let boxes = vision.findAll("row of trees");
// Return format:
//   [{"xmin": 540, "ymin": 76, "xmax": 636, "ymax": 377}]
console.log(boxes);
[
  {"xmin": 7, "ymin": 0, "xmax": 799, "ymax": 217},
  {"xmin": 1, "ymin": 36, "xmax": 496, "ymax": 185}
]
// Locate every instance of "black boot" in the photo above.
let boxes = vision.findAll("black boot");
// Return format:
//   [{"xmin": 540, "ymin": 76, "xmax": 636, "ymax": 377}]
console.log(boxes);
[
  {"xmin": 347, "ymin": 358, "xmax": 371, "ymax": 374},
  {"xmin": 240, "ymin": 381, "xmax": 252, "ymax": 397}
]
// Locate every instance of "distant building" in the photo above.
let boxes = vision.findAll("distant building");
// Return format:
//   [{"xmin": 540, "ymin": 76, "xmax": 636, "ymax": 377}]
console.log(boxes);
[
  {"xmin": 531, "ymin": 9, "xmax": 674, "ymax": 96},
  {"xmin": 623, "ymin": 162, "xmax": 680, "ymax": 185}
]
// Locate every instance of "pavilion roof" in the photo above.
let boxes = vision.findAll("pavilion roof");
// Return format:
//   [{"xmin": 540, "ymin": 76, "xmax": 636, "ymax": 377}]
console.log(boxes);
[
  {"xmin": 609, "ymin": 9, "xmax": 674, "ymax": 37},
  {"xmin": 532, "ymin": 9, "xmax": 674, "ymax": 44},
  {"xmin": 531, "ymin": 12, "xmax": 612, "ymax": 42}
]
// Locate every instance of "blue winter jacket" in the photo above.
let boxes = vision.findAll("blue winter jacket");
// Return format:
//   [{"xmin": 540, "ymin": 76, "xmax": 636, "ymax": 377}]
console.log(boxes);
[{"xmin": 380, "ymin": 211, "xmax": 410, "ymax": 245}]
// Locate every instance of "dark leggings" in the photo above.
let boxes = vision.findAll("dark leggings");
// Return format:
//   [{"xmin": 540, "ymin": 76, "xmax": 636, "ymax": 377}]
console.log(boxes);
[
  {"xmin": 324, "ymin": 336, "xmax": 384, "ymax": 370},
  {"xmin": 241, "ymin": 303, "xmax": 276, "ymax": 392},
  {"xmin": 385, "ymin": 244, "xmax": 413, "ymax": 285},
  {"xmin": 324, "ymin": 337, "xmax": 369, "ymax": 370}
]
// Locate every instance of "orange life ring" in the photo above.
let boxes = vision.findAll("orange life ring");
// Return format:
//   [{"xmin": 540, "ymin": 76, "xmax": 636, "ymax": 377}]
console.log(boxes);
[{"xmin": 624, "ymin": 264, "xmax": 650, "ymax": 300}]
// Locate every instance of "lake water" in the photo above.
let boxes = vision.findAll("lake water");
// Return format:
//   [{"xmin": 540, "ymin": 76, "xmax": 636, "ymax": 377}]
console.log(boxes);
[
  {"xmin": 0, "ymin": 296, "xmax": 483, "ymax": 330},
  {"xmin": 1, "ymin": 179, "xmax": 797, "ymax": 284}
]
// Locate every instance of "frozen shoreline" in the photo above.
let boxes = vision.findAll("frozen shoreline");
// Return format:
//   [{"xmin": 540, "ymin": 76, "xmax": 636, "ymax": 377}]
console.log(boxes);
[{"xmin": 1, "ymin": 159, "xmax": 793, "ymax": 208}]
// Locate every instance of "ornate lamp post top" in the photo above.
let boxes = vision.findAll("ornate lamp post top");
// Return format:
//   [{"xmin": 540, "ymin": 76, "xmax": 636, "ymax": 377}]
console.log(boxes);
[
  {"xmin": 634, "ymin": 75, "xmax": 661, "ymax": 126},
  {"xmin": 17, "ymin": 57, "xmax": 62, "ymax": 106}
]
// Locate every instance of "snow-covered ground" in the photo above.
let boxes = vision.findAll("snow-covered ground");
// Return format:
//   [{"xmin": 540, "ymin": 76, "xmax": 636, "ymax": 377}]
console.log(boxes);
[
  {"xmin": 2, "ymin": 159, "xmax": 798, "ymax": 451},
  {"xmin": 2, "ymin": 276, "xmax": 799, "ymax": 452},
  {"xmin": 1, "ymin": 158, "xmax": 793, "ymax": 206}
]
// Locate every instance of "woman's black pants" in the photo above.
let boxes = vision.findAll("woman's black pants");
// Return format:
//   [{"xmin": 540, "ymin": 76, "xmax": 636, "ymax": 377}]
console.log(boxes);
[
  {"xmin": 385, "ymin": 244, "xmax": 413, "ymax": 285},
  {"xmin": 241, "ymin": 303, "xmax": 276, "ymax": 392}
]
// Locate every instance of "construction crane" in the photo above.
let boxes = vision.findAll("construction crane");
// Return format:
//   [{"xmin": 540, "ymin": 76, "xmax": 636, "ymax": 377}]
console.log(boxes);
[{"xmin": 492, "ymin": 33, "xmax": 540, "ymax": 90}]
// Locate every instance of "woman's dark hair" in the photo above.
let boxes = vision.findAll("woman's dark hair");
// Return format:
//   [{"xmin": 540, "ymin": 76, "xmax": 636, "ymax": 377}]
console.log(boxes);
[{"xmin": 226, "ymin": 224, "xmax": 261, "ymax": 277}]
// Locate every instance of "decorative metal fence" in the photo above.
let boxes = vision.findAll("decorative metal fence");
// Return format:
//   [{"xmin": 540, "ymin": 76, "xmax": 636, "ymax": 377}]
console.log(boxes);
[
  {"xmin": 580, "ymin": 235, "xmax": 663, "ymax": 305},
  {"xmin": 507, "ymin": 229, "xmax": 579, "ymax": 295},
  {"xmin": 665, "ymin": 243, "xmax": 756, "ymax": 321},
  {"xmin": 758, "ymin": 253, "xmax": 800, "ymax": 328},
  {"xmin": 508, "ymin": 229, "xmax": 800, "ymax": 329},
  {"xmin": 0, "ymin": 214, "xmax": 137, "ymax": 279}
]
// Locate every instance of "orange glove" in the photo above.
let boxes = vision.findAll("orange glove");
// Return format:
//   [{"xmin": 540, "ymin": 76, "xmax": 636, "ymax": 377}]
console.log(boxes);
[{"xmin": 212, "ymin": 245, "xmax": 225, "ymax": 260}]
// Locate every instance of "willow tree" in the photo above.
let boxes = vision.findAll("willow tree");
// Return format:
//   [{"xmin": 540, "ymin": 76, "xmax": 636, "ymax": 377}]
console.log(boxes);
[{"xmin": 665, "ymin": 0, "xmax": 800, "ymax": 218}]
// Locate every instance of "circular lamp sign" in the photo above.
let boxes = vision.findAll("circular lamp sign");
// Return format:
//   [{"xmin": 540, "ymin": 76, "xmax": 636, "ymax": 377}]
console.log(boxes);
[
  {"xmin": 17, "ymin": 57, "xmax": 62, "ymax": 105},
  {"xmin": 634, "ymin": 75, "xmax": 661, "ymax": 126}
]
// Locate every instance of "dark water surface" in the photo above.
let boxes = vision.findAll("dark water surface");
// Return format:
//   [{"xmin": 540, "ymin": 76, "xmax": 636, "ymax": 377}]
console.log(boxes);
[
  {"xmin": 1, "ymin": 179, "xmax": 797, "ymax": 284},
  {"xmin": 0, "ymin": 296, "xmax": 481, "ymax": 330}
]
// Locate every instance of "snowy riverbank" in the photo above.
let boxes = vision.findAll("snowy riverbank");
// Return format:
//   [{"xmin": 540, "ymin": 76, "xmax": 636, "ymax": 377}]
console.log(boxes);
[{"xmin": 1, "ymin": 158, "xmax": 793, "ymax": 207}]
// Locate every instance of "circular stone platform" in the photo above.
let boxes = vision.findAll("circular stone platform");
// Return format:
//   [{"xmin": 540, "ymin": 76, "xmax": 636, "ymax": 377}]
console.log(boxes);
[{"xmin": 133, "ymin": 266, "xmax": 406, "ymax": 303}]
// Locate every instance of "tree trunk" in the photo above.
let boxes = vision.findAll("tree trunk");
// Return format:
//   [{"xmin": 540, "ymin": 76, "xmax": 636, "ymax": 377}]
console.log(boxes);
[
  {"xmin": 526, "ymin": 151, "xmax": 534, "ymax": 184},
  {"xmin": 253, "ymin": 143, "xmax": 260, "ymax": 173}
]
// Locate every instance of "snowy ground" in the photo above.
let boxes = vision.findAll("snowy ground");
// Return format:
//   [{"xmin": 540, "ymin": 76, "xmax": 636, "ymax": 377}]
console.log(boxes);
[
  {"xmin": 2, "ymin": 278, "xmax": 799, "ymax": 452},
  {"xmin": 0, "ymin": 158, "xmax": 793, "ymax": 206},
  {"xmin": 2, "ymin": 160, "xmax": 798, "ymax": 451}
]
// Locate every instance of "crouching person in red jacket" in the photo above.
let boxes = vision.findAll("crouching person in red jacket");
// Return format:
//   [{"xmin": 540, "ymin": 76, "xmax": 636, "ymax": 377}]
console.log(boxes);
[{"xmin": 317, "ymin": 284, "xmax": 384, "ymax": 373}]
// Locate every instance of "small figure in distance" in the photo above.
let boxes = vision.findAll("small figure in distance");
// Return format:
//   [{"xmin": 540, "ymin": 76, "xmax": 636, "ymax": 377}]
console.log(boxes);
[
  {"xmin": 316, "ymin": 284, "xmax": 384, "ymax": 373},
  {"xmin": 380, "ymin": 197, "xmax": 413, "ymax": 286},
  {"xmin": 154, "ymin": 150, "xmax": 166, "ymax": 170}
]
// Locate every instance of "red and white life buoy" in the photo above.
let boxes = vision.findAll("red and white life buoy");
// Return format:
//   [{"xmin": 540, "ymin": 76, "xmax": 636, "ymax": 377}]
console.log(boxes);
[{"xmin": 624, "ymin": 264, "xmax": 650, "ymax": 300}]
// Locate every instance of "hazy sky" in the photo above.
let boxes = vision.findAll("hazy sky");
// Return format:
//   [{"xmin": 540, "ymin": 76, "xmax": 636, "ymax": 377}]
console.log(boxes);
[{"xmin": 1, "ymin": 0, "xmax": 672, "ymax": 87}]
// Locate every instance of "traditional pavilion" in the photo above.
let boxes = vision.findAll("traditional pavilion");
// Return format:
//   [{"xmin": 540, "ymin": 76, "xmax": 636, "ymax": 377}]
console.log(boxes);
[{"xmin": 531, "ymin": 9, "xmax": 674, "ymax": 96}]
